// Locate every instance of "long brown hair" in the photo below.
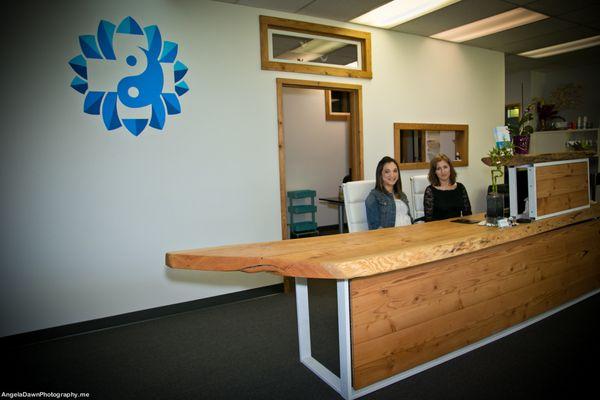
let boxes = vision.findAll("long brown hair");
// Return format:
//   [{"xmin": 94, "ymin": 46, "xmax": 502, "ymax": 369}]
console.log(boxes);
[
  {"xmin": 428, "ymin": 153, "xmax": 457, "ymax": 186},
  {"xmin": 375, "ymin": 156, "xmax": 402, "ymax": 194}
]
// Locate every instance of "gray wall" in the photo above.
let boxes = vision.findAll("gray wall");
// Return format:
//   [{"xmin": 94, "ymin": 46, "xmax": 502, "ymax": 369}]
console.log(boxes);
[{"xmin": 506, "ymin": 65, "xmax": 600, "ymax": 128}]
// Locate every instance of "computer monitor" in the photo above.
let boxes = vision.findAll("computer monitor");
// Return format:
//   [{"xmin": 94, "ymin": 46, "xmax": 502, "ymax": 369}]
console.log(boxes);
[{"xmin": 501, "ymin": 167, "xmax": 528, "ymax": 214}]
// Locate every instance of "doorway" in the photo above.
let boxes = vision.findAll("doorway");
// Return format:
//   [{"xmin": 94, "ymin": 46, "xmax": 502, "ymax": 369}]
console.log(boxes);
[{"xmin": 276, "ymin": 78, "xmax": 364, "ymax": 240}]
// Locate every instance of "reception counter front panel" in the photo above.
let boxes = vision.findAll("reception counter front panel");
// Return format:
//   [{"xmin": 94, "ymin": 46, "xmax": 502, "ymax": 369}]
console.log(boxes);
[
  {"xmin": 535, "ymin": 159, "xmax": 590, "ymax": 217},
  {"xmin": 349, "ymin": 219, "xmax": 599, "ymax": 388}
]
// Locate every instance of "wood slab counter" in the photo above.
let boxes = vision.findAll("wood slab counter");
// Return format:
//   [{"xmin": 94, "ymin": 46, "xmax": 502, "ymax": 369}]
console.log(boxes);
[
  {"xmin": 166, "ymin": 204, "xmax": 600, "ymax": 398},
  {"xmin": 480, "ymin": 150, "xmax": 595, "ymax": 167},
  {"xmin": 166, "ymin": 204, "xmax": 600, "ymax": 279}
]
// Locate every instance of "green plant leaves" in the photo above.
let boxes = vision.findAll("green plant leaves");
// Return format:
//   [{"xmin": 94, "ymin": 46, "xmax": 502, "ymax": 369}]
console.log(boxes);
[{"xmin": 487, "ymin": 143, "xmax": 514, "ymax": 193}]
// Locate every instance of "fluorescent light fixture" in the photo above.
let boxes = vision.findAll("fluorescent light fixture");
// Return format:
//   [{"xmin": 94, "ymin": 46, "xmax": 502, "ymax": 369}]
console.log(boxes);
[
  {"xmin": 351, "ymin": 0, "xmax": 462, "ymax": 29},
  {"xmin": 431, "ymin": 7, "xmax": 547, "ymax": 42},
  {"xmin": 519, "ymin": 35, "xmax": 600, "ymax": 58}
]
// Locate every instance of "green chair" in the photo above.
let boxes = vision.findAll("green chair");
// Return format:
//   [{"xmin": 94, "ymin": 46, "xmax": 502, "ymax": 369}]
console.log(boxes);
[{"xmin": 287, "ymin": 189, "xmax": 318, "ymax": 238}]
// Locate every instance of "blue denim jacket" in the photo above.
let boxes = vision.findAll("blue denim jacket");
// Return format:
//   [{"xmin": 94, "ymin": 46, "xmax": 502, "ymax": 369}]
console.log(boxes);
[{"xmin": 365, "ymin": 189, "xmax": 412, "ymax": 230}]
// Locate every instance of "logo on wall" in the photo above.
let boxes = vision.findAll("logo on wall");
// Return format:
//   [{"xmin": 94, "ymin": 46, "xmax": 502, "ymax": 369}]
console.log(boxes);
[{"xmin": 69, "ymin": 17, "xmax": 189, "ymax": 136}]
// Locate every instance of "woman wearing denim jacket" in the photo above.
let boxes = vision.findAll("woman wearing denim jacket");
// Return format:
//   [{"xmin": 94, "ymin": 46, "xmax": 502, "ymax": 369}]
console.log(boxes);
[{"xmin": 365, "ymin": 156, "xmax": 412, "ymax": 230}]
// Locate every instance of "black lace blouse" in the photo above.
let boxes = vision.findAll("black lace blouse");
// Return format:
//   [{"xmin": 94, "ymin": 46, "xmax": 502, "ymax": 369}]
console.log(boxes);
[{"xmin": 423, "ymin": 182, "xmax": 472, "ymax": 222}]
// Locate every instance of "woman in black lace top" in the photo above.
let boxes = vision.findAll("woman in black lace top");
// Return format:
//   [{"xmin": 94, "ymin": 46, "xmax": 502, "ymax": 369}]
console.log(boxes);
[{"xmin": 423, "ymin": 153, "xmax": 472, "ymax": 222}]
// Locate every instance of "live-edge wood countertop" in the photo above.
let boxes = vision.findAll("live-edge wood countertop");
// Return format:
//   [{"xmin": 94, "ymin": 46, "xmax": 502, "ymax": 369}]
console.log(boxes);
[
  {"xmin": 480, "ymin": 150, "xmax": 595, "ymax": 167},
  {"xmin": 166, "ymin": 203, "xmax": 599, "ymax": 280}
]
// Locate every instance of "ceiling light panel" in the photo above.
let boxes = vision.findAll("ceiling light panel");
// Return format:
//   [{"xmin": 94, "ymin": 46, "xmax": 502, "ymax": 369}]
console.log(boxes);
[
  {"xmin": 351, "ymin": 0, "xmax": 462, "ymax": 29},
  {"xmin": 518, "ymin": 35, "xmax": 600, "ymax": 58},
  {"xmin": 499, "ymin": 25, "xmax": 594, "ymax": 54},
  {"xmin": 431, "ymin": 7, "xmax": 548, "ymax": 43},
  {"xmin": 390, "ymin": 0, "xmax": 515, "ymax": 37}
]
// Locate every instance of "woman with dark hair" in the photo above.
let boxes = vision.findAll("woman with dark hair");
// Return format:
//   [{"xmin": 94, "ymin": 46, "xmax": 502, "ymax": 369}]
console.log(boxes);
[
  {"xmin": 424, "ymin": 153, "xmax": 471, "ymax": 222},
  {"xmin": 365, "ymin": 156, "xmax": 412, "ymax": 230}
]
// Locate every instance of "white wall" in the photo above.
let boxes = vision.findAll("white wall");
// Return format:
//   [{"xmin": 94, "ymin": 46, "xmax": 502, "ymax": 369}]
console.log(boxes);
[
  {"xmin": 0, "ymin": 0, "xmax": 503, "ymax": 336},
  {"xmin": 362, "ymin": 32, "xmax": 503, "ymax": 209},
  {"xmin": 283, "ymin": 87, "xmax": 349, "ymax": 227}
]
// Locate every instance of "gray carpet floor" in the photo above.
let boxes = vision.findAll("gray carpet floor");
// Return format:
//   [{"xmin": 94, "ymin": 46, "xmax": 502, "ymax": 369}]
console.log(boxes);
[{"xmin": 3, "ymin": 282, "xmax": 599, "ymax": 400}]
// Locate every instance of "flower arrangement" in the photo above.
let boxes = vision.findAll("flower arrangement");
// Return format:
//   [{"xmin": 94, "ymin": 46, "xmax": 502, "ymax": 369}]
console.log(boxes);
[{"xmin": 533, "ymin": 98, "xmax": 564, "ymax": 130}]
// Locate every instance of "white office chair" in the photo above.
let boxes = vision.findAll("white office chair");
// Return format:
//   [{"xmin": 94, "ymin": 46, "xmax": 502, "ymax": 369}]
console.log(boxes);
[
  {"xmin": 342, "ymin": 180, "xmax": 375, "ymax": 233},
  {"xmin": 410, "ymin": 175, "xmax": 429, "ymax": 221}
]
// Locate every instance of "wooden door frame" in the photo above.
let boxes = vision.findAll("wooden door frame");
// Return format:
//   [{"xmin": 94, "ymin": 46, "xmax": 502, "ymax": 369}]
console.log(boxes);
[{"xmin": 276, "ymin": 78, "xmax": 364, "ymax": 240}]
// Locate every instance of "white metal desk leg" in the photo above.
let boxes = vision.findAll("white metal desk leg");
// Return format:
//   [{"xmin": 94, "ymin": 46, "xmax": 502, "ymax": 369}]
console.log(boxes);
[
  {"xmin": 295, "ymin": 277, "xmax": 311, "ymax": 361},
  {"xmin": 508, "ymin": 166, "xmax": 517, "ymax": 218},
  {"xmin": 296, "ymin": 278, "xmax": 346, "ymax": 395},
  {"xmin": 337, "ymin": 279, "xmax": 353, "ymax": 400}
]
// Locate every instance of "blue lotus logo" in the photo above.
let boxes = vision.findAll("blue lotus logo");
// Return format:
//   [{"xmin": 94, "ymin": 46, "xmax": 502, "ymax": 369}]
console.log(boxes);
[{"xmin": 69, "ymin": 17, "xmax": 189, "ymax": 136}]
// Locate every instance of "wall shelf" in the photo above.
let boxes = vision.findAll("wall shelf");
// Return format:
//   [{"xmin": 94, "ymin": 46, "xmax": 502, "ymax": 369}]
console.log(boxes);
[
  {"xmin": 533, "ymin": 128, "xmax": 599, "ymax": 134},
  {"xmin": 530, "ymin": 128, "xmax": 599, "ymax": 154}
]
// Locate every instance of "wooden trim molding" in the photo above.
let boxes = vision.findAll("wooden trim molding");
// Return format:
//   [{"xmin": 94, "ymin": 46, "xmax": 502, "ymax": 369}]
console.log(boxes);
[
  {"xmin": 260, "ymin": 15, "xmax": 372, "ymax": 79},
  {"xmin": 393, "ymin": 122, "xmax": 469, "ymax": 170},
  {"xmin": 276, "ymin": 80, "xmax": 287, "ymax": 239}
]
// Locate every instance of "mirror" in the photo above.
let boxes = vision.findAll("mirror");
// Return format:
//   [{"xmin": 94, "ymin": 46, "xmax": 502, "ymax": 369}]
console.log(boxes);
[{"xmin": 394, "ymin": 123, "xmax": 468, "ymax": 170}]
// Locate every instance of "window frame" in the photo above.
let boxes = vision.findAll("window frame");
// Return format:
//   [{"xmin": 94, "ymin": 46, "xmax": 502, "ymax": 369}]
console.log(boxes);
[
  {"xmin": 260, "ymin": 15, "xmax": 373, "ymax": 79},
  {"xmin": 393, "ymin": 123, "xmax": 469, "ymax": 170},
  {"xmin": 325, "ymin": 90, "xmax": 350, "ymax": 121}
]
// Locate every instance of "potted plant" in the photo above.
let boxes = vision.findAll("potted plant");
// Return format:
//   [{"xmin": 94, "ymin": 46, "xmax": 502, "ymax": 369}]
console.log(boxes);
[
  {"xmin": 535, "ymin": 100, "xmax": 565, "ymax": 131},
  {"xmin": 486, "ymin": 143, "xmax": 513, "ymax": 225},
  {"xmin": 507, "ymin": 103, "xmax": 534, "ymax": 154}
]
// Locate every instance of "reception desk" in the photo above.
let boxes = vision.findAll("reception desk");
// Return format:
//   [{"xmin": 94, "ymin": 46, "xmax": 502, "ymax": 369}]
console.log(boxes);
[{"xmin": 166, "ymin": 204, "xmax": 600, "ymax": 399}]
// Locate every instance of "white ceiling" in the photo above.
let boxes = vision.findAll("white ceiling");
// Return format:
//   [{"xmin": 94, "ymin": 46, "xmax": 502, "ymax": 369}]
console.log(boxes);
[{"xmin": 214, "ymin": 0, "xmax": 600, "ymax": 72}]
